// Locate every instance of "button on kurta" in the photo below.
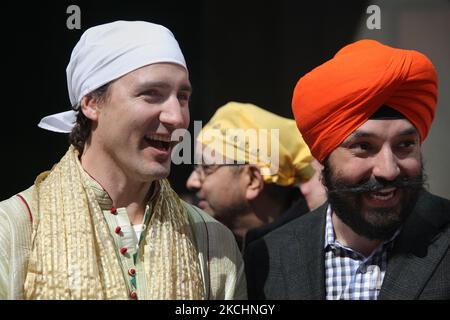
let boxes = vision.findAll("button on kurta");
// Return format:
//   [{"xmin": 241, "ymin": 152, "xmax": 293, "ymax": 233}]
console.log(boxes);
[
  {"xmin": 128, "ymin": 268, "xmax": 136, "ymax": 276},
  {"xmin": 115, "ymin": 226, "xmax": 121, "ymax": 234},
  {"xmin": 120, "ymin": 247, "xmax": 128, "ymax": 255},
  {"xmin": 130, "ymin": 291, "xmax": 137, "ymax": 299},
  {"xmin": 110, "ymin": 207, "xmax": 117, "ymax": 214}
]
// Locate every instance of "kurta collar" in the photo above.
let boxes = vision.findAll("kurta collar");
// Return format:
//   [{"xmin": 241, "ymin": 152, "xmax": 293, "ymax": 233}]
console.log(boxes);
[{"xmin": 82, "ymin": 171, "xmax": 160, "ymax": 211}]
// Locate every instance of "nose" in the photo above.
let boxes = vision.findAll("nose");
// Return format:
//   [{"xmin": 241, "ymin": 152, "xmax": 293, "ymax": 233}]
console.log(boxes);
[
  {"xmin": 186, "ymin": 170, "xmax": 202, "ymax": 191},
  {"xmin": 372, "ymin": 145, "xmax": 400, "ymax": 181},
  {"xmin": 160, "ymin": 95, "xmax": 188, "ymax": 129}
]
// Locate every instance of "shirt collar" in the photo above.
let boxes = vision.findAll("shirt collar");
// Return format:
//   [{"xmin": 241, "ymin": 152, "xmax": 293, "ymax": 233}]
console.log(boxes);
[
  {"xmin": 82, "ymin": 170, "xmax": 160, "ymax": 211},
  {"xmin": 324, "ymin": 205, "xmax": 335, "ymax": 249}
]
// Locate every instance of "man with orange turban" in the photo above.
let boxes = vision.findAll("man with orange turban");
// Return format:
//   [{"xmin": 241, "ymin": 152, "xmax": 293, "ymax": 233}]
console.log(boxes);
[{"xmin": 244, "ymin": 40, "xmax": 450, "ymax": 300}]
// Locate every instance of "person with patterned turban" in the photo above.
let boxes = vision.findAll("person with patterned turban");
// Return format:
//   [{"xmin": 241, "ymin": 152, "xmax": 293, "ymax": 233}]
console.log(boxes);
[
  {"xmin": 0, "ymin": 21, "xmax": 246, "ymax": 300},
  {"xmin": 186, "ymin": 101, "xmax": 326, "ymax": 250},
  {"xmin": 244, "ymin": 39, "xmax": 449, "ymax": 300}
]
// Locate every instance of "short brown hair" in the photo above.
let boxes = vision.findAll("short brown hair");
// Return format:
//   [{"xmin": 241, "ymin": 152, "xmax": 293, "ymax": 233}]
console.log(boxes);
[{"xmin": 69, "ymin": 82, "xmax": 111, "ymax": 153}]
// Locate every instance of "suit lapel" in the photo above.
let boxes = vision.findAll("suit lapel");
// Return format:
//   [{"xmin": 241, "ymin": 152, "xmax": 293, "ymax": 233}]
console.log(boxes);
[
  {"xmin": 279, "ymin": 204, "xmax": 328, "ymax": 299},
  {"xmin": 379, "ymin": 191, "xmax": 450, "ymax": 299}
]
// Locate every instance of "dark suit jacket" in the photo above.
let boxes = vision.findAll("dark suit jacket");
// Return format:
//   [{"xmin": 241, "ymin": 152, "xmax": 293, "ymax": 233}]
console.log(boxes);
[
  {"xmin": 244, "ymin": 190, "xmax": 450, "ymax": 300},
  {"xmin": 243, "ymin": 197, "xmax": 311, "ymax": 251}
]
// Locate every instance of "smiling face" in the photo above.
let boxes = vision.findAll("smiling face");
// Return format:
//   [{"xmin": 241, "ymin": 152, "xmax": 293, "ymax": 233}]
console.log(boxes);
[
  {"xmin": 85, "ymin": 63, "xmax": 191, "ymax": 183},
  {"xmin": 186, "ymin": 144, "xmax": 250, "ymax": 223},
  {"xmin": 186, "ymin": 164, "xmax": 248, "ymax": 220},
  {"xmin": 323, "ymin": 118, "xmax": 424, "ymax": 240}
]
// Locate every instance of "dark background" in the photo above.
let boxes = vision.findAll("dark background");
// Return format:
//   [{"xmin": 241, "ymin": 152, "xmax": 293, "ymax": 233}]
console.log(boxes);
[{"xmin": 10, "ymin": 0, "xmax": 447, "ymax": 200}]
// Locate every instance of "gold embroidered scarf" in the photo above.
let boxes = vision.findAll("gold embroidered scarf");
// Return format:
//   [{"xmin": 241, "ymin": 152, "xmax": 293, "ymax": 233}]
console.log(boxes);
[{"xmin": 24, "ymin": 146, "xmax": 204, "ymax": 299}]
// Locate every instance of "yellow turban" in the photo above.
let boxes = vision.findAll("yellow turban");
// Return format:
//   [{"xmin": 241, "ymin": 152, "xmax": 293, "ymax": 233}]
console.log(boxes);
[{"xmin": 197, "ymin": 102, "xmax": 315, "ymax": 186}]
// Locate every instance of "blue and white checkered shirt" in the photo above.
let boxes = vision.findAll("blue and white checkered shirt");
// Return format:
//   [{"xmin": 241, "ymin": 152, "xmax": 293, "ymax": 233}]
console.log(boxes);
[{"xmin": 324, "ymin": 206, "xmax": 399, "ymax": 300}]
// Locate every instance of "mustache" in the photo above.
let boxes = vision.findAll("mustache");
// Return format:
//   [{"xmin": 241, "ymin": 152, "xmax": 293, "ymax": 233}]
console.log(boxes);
[{"xmin": 327, "ymin": 175, "xmax": 424, "ymax": 195}]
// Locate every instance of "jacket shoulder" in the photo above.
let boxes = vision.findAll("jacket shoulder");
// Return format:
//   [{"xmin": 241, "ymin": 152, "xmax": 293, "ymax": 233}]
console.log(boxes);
[
  {"xmin": 0, "ymin": 186, "xmax": 34, "ymax": 299},
  {"xmin": 183, "ymin": 201, "xmax": 237, "ymax": 243},
  {"xmin": 0, "ymin": 186, "xmax": 34, "ymax": 225},
  {"xmin": 182, "ymin": 201, "xmax": 247, "ymax": 300},
  {"xmin": 260, "ymin": 202, "xmax": 327, "ymax": 246}
]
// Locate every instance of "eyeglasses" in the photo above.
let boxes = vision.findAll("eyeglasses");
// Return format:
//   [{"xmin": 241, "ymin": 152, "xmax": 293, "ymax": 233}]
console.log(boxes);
[{"xmin": 193, "ymin": 163, "xmax": 245, "ymax": 182}]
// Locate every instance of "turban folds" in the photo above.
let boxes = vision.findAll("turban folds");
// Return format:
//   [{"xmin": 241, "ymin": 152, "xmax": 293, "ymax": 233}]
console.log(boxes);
[
  {"xmin": 292, "ymin": 39, "xmax": 438, "ymax": 163},
  {"xmin": 38, "ymin": 21, "xmax": 186, "ymax": 133},
  {"xmin": 197, "ymin": 102, "xmax": 315, "ymax": 186}
]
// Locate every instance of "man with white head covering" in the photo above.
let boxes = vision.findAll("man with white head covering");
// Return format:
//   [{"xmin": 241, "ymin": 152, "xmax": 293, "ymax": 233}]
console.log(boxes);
[{"xmin": 0, "ymin": 21, "xmax": 246, "ymax": 300}]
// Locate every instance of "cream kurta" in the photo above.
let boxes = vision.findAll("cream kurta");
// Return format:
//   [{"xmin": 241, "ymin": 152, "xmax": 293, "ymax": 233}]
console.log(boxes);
[{"xmin": 0, "ymin": 183, "xmax": 246, "ymax": 300}]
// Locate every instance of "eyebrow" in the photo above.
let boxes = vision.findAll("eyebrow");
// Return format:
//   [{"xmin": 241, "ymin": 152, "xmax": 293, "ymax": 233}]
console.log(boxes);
[
  {"xmin": 136, "ymin": 81, "xmax": 192, "ymax": 92},
  {"xmin": 346, "ymin": 127, "xmax": 418, "ymax": 141}
]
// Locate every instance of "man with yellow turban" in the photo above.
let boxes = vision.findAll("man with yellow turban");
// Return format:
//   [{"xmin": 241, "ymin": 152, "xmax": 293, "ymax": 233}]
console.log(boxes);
[
  {"xmin": 244, "ymin": 40, "xmax": 450, "ymax": 300},
  {"xmin": 186, "ymin": 102, "xmax": 326, "ymax": 250}
]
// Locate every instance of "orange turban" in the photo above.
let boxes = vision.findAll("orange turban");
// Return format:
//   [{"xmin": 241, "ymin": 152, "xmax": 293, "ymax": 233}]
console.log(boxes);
[{"xmin": 291, "ymin": 39, "xmax": 438, "ymax": 163}]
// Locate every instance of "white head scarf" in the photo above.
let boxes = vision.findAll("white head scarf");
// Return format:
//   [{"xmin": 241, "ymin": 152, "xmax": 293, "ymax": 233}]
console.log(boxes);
[{"xmin": 38, "ymin": 20, "xmax": 187, "ymax": 133}]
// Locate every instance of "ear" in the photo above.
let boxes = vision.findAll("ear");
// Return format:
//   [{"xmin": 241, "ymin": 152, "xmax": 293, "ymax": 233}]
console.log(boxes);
[
  {"xmin": 80, "ymin": 94, "xmax": 100, "ymax": 121},
  {"xmin": 244, "ymin": 165, "xmax": 265, "ymax": 201}
]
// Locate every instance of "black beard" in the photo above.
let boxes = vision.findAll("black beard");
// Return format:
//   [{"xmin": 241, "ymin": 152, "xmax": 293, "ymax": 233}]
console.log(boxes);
[{"xmin": 322, "ymin": 159, "xmax": 425, "ymax": 241}]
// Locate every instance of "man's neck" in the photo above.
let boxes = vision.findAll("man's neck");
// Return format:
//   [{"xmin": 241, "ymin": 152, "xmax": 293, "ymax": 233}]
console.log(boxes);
[
  {"xmin": 232, "ymin": 195, "xmax": 286, "ymax": 239},
  {"xmin": 331, "ymin": 212, "xmax": 382, "ymax": 257},
  {"xmin": 252, "ymin": 192, "xmax": 287, "ymax": 224},
  {"xmin": 232, "ymin": 212, "xmax": 265, "ymax": 240},
  {"xmin": 80, "ymin": 147, "xmax": 152, "ymax": 225}
]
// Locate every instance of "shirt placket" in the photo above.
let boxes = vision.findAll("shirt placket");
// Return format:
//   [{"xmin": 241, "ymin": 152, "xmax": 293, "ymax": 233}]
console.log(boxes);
[
  {"xmin": 355, "ymin": 246, "xmax": 385, "ymax": 299},
  {"xmin": 104, "ymin": 206, "xmax": 150, "ymax": 300},
  {"xmin": 133, "ymin": 204, "xmax": 153, "ymax": 300},
  {"xmin": 338, "ymin": 251, "xmax": 362, "ymax": 300}
]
